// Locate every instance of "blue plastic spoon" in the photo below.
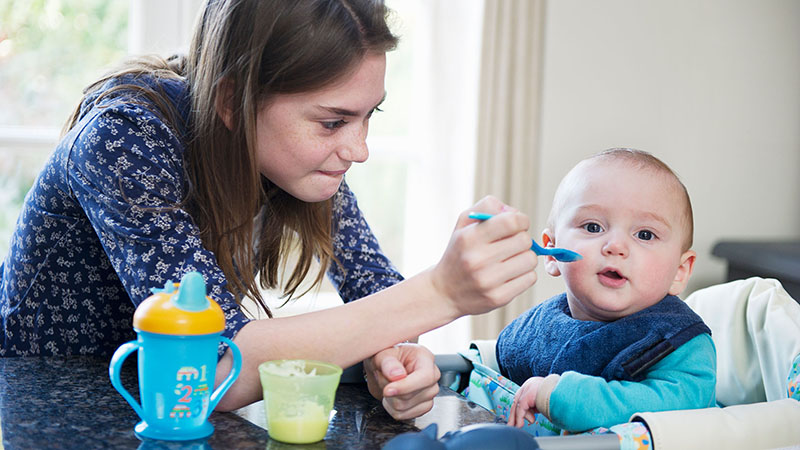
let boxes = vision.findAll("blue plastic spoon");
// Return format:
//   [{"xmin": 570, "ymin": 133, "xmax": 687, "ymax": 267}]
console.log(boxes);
[{"xmin": 468, "ymin": 212, "xmax": 583, "ymax": 262}]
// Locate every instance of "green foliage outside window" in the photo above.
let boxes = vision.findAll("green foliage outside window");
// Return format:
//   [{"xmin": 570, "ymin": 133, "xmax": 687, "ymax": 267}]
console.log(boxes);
[
  {"xmin": 0, "ymin": 0, "xmax": 128, "ymax": 127},
  {"xmin": 0, "ymin": 1, "xmax": 411, "ymax": 263},
  {"xmin": 0, "ymin": 0, "xmax": 128, "ymax": 256}
]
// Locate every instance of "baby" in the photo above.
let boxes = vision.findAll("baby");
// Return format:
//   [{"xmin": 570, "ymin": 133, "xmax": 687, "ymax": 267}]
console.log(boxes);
[{"xmin": 498, "ymin": 148, "xmax": 716, "ymax": 432}]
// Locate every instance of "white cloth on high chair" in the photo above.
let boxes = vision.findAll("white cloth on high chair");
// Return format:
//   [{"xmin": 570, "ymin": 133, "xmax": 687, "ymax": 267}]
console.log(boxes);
[
  {"xmin": 631, "ymin": 398, "xmax": 800, "ymax": 450},
  {"xmin": 468, "ymin": 340, "xmax": 500, "ymax": 373},
  {"xmin": 685, "ymin": 277, "xmax": 800, "ymax": 405}
]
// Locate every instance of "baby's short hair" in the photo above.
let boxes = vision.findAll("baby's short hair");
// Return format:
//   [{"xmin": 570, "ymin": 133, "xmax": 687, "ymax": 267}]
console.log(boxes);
[{"xmin": 548, "ymin": 148, "xmax": 694, "ymax": 250}]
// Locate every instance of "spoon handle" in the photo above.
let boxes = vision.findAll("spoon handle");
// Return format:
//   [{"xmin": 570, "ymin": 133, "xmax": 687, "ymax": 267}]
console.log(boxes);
[{"xmin": 468, "ymin": 213, "xmax": 583, "ymax": 262}]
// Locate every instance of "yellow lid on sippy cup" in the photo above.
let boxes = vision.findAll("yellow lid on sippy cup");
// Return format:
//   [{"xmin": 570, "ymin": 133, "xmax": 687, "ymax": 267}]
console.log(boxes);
[{"xmin": 133, "ymin": 272, "xmax": 226, "ymax": 335}]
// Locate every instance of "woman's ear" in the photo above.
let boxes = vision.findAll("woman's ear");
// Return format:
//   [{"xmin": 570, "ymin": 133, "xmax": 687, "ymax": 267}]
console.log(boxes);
[
  {"xmin": 668, "ymin": 249, "xmax": 696, "ymax": 296},
  {"xmin": 214, "ymin": 79, "xmax": 234, "ymax": 130},
  {"xmin": 542, "ymin": 229, "xmax": 561, "ymax": 277}
]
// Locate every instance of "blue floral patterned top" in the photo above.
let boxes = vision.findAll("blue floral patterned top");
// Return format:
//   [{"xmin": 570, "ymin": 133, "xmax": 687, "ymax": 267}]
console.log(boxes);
[{"xmin": 0, "ymin": 75, "xmax": 403, "ymax": 357}]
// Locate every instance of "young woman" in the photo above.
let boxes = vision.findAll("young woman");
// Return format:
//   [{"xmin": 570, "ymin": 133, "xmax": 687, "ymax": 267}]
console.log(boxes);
[{"xmin": 0, "ymin": 0, "xmax": 537, "ymax": 418}]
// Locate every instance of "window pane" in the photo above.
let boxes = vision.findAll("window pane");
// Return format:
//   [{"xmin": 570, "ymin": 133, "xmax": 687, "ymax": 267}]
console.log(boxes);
[
  {"xmin": 0, "ymin": 0, "xmax": 129, "ymax": 127},
  {"xmin": 0, "ymin": 0, "xmax": 129, "ymax": 256},
  {"xmin": 344, "ymin": 0, "xmax": 419, "ymax": 267}
]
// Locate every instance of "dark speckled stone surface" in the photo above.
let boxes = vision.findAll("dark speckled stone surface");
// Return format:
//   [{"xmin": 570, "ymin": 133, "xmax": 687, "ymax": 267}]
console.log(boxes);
[{"xmin": 0, "ymin": 356, "xmax": 499, "ymax": 449}]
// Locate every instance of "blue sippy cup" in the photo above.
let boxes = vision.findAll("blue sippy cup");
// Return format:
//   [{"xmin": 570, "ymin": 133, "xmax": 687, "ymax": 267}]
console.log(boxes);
[{"xmin": 109, "ymin": 271, "xmax": 242, "ymax": 441}]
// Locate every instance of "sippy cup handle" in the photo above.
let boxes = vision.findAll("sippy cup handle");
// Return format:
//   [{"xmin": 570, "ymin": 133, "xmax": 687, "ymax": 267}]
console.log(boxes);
[
  {"xmin": 109, "ymin": 337, "xmax": 242, "ymax": 419},
  {"xmin": 208, "ymin": 336, "xmax": 242, "ymax": 411},
  {"xmin": 109, "ymin": 340, "xmax": 146, "ymax": 420}
]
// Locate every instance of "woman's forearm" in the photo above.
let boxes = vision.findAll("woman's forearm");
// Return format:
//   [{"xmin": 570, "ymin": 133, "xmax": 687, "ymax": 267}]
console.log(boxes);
[
  {"xmin": 214, "ymin": 267, "xmax": 456, "ymax": 410},
  {"xmin": 214, "ymin": 206, "xmax": 538, "ymax": 411}
]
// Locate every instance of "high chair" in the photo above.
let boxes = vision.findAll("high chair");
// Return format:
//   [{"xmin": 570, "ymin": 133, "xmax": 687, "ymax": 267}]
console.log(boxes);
[{"xmin": 436, "ymin": 277, "xmax": 800, "ymax": 450}]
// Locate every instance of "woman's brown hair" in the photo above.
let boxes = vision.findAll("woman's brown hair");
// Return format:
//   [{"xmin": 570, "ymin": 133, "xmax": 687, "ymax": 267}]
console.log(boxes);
[{"xmin": 62, "ymin": 0, "xmax": 398, "ymax": 316}]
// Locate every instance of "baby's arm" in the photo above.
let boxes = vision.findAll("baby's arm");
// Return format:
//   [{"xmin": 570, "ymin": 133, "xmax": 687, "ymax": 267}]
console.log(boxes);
[{"xmin": 541, "ymin": 334, "xmax": 716, "ymax": 431}]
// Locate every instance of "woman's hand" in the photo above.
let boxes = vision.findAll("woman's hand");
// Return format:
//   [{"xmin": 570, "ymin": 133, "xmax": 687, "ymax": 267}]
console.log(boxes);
[
  {"xmin": 431, "ymin": 196, "xmax": 538, "ymax": 318},
  {"xmin": 364, "ymin": 343, "xmax": 441, "ymax": 420}
]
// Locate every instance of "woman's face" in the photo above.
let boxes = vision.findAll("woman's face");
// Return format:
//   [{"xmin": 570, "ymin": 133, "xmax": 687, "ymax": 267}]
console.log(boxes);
[{"xmin": 255, "ymin": 52, "xmax": 387, "ymax": 202}]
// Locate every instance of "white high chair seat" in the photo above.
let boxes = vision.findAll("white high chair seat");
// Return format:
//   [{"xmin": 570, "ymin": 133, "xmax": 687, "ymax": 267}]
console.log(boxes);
[
  {"xmin": 444, "ymin": 277, "xmax": 800, "ymax": 449},
  {"xmin": 684, "ymin": 276, "xmax": 800, "ymax": 405},
  {"xmin": 629, "ymin": 277, "xmax": 800, "ymax": 449}
]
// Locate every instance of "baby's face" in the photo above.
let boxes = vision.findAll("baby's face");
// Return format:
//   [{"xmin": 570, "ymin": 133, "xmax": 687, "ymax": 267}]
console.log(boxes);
[{"xmin": 548, "ymin": 159, "xmax": 694, "ymax": 321}]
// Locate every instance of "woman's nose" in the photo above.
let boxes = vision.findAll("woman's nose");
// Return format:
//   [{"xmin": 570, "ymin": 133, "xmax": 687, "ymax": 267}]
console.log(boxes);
[{"xmin": 339, "ymin": 125, "xmax": 369, "ymax": 163}]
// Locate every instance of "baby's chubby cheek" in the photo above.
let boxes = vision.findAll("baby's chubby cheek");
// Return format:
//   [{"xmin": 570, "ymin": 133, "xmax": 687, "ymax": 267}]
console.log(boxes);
[{"xmin": 558, "ymin": 259, "xmax": 590, "ymax": 287}]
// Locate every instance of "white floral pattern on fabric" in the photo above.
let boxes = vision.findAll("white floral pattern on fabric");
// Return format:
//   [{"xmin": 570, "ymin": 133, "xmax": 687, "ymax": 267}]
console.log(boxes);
[{"xmin": 0, "ymin": 76, "xmax": 403, "ymax": 357}]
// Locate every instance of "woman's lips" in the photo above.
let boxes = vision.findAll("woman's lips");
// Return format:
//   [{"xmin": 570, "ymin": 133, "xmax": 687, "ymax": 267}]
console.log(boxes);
[
  {"xmin": 319, "ymin": 169, "xmax": 348, "ymax": 177},
  {"xmin": 598, "ymin": 269, "xmax": 627, "ymax": 288}
]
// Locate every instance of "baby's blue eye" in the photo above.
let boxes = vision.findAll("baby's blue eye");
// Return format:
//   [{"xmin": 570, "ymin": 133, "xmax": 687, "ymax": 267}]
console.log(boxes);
[
  {"xmin": 584, "ymin": 223, "xmax": 602, "ymax": 233},
  {"xmin": 637, "ymin": 230, "xmax": 654, "ymax": 241}
]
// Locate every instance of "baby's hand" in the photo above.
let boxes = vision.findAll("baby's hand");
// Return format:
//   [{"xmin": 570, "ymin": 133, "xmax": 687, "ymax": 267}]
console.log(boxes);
[{"xmin": 508, "ymin": 376, "xmax": 544, "ymax": 428}]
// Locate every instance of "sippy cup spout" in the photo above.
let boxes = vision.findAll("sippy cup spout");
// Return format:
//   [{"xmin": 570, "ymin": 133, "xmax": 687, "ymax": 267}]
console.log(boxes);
[
  {"xmin": 173, "ymin": 271, "xmax": 209, "ymax": 312},
  {"xmin": 132, "ymin": 271, "xmax": 225, "ymax": 335}
]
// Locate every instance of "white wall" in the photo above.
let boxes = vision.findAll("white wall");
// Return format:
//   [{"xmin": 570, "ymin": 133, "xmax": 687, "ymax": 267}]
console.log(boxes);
[{"xmin": 532, "ymin": 0, "xmax": 800, "ymax": 300}]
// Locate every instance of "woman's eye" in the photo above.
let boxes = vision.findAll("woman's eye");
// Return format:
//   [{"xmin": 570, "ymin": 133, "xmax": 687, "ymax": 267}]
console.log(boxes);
[
  {"xmin": 321, "ymin": 119, "xmax": 347, "ymax": 130},
  {"xmin": 366, "ymin": 106, "xmax": 383, "ymax": 119},
  {"xmin": 637, "ymin": 230, "xmax": 654, "ymax": 241},
  {"xmin": 584, "ymin": 223, "xmax": 602, "ymax": 233}
]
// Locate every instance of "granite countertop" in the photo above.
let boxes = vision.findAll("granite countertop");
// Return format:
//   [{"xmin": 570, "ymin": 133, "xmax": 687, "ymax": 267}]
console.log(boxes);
[{"xmin": 0, "ymin": 356, "xmax": 498, "ymax": 449}]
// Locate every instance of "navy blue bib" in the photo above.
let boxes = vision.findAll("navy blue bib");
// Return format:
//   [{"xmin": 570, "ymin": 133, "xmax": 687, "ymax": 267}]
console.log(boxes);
[{"xmin": 497, "ymin": 293, "xmax": 710, "ymax": 384}]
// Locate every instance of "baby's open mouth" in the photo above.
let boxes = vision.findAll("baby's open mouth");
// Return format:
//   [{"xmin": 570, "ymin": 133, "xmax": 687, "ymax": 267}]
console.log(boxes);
[
  {"xmin": 598, "ymin": 269, "xmax": 627, "ymax": 288},
  {"xmin": 601, "ymin": 270, "xmax": 623, "ymax": 280}
]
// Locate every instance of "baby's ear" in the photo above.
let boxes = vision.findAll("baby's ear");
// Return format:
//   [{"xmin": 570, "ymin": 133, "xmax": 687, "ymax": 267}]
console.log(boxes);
[
  {"xmin": 542, "ymin": 229, "xmax": 561, "ymax": 277},
  {"xmin": 668, "ymin": 249, "xmax": 696, "ymax": 295}
]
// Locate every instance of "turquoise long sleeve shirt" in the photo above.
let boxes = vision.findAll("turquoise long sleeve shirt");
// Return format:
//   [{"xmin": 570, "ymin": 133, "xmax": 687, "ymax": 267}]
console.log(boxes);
[{"xmin": 547, "ymin": 333, "xmax": 716, "ymax": 431}]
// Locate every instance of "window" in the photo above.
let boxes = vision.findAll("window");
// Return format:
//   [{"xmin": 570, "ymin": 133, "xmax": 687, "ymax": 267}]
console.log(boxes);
[
  {"xmin": 265, "ymin": 0, "xmax": 485, "ymax": 353},
  {"xmin": 0, "ymin": 0, "xmax": 130, "ymax": 255},
  {"xmin": 352, "ymin": 0, "xmax": 484, "ymax": 353},
  {"xmin": 1, "ymin": 0, "xmax": 484, "ymax": 353}
]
